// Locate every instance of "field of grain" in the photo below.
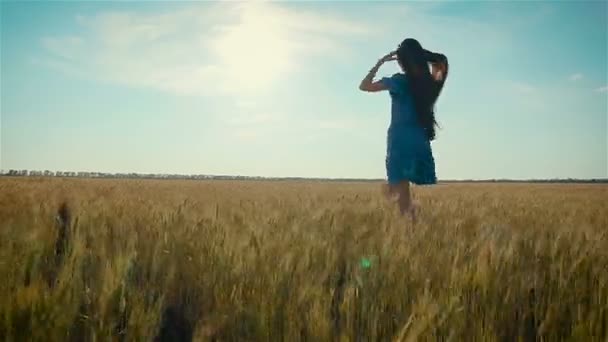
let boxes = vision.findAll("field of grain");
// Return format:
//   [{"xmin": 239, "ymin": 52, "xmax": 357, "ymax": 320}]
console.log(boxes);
[{"xmin": 0, "ymin": 177, "xmax": 606, "ymax": 341}]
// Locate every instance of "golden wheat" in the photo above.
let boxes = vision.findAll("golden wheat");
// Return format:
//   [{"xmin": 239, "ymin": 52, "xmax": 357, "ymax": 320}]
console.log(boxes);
[{"xmin": 0, "ymin": 178, "xmax": 606, "ymax": 341}]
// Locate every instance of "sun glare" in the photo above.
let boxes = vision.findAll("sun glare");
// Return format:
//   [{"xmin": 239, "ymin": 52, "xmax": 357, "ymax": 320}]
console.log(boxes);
[{"xmin": 212, "ymin": 4, "xmax": 292, "ymax": 92}]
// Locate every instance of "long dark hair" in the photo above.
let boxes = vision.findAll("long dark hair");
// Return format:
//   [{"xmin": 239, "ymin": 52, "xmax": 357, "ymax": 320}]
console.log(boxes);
[{"xmin": 396, "ymin": 38, "xmax": 448, "ymax": 141}]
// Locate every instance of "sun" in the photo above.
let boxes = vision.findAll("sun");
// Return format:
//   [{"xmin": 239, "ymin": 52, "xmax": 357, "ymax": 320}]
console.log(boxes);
[{"xmin": 211, "ymin": 4, "xmax": 292, "ymax": 92}]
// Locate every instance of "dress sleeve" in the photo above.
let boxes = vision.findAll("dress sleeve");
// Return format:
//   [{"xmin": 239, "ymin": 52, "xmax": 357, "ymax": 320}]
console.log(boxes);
[{"xmin": 380, "ymin": 74, "xmax": 403, "ymax": 94}]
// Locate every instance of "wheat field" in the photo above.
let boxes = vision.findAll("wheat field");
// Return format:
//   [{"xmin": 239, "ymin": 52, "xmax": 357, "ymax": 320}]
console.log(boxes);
[{"xmin": 0, "ymin": 177, "xmax": 606, "ymax": 341}]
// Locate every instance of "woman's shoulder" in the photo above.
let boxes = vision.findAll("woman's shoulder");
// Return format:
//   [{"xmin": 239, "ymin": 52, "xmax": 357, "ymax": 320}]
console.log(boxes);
[
  {"xmin": 389, "ymin": 73, "xmax": 407, "ymax": 81},
  {"xmin": 384, "ymin": 73, "xmax": 408, "ymax": 94}
]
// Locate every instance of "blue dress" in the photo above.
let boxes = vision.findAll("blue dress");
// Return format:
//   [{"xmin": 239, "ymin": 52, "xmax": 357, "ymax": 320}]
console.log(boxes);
[{"xmin": 380, "ymin": 73, "xmax": 437, "ymax": 185}]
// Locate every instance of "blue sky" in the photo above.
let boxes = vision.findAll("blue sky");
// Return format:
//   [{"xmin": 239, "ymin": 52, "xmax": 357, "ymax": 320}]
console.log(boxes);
[{"xmin": 1, "ymin": 1, "xmax": 606, "ymax": 179}]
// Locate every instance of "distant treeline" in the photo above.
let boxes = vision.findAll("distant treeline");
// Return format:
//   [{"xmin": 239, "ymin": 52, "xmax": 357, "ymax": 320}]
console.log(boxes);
[
  {"xmin": 439, "ymin": 179, "xmax": 608, "ymax": 184},
  {"xmin": 1, "ymin": 170, "xmax": 606, "ymax": 184}
]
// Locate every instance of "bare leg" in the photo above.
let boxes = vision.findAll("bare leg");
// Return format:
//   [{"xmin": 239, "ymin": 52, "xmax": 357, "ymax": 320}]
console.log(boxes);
[
  {"xmin": 383, "ymin": 183, "xmax": 398, "ymax": 201},
  {"xmin": 396, "ymin": 181, "xmax": 417, "ymax": 222},
  {"xmin": 396, "ymin": 181, "xmax": 411, "ymax": 215}
]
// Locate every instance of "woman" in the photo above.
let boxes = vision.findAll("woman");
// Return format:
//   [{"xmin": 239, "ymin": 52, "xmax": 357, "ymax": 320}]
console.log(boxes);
[{"xmin": 359, "ymin": 38, "xmax": 448, "ymax": 221}]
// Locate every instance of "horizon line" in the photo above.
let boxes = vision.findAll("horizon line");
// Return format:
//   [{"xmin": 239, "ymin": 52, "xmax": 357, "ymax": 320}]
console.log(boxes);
[{"xmin": 1, "ymin": 169, "xmax": 607, "ymax": 183}]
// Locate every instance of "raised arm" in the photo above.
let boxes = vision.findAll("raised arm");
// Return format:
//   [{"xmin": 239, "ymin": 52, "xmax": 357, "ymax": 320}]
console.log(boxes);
[
  {"xmin": 425, "ymin": 51, "xmax": 449, "ymax": 82},
  {"xmin": 431, "ymin": 62, "xmax": 446, "ymax": 82},
  {"xmin": 358, "ymin": 51, "xmax": 396, "ymax": 92}
]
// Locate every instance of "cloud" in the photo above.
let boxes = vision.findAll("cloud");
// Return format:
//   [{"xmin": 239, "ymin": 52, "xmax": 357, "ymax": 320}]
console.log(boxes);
[
  {"xmin": 233, "ymin": 129, "xmax": 262, "ymax": 141},
  {"xmin": 595, "ymin": 85, "xmax": 608, "ymax": 93},
  {"xmin": 38, "ymin": 2, "xmax": 374, "ymax": 97},
  {"xmin": 318, "ymin": 120, "xmax": 357, "ymax": 130},
  {"xmin": 569, "ymin": 73, "xmax": 584, "ymax": 81},
  {"xmin": 508, "ymin": 81, "xmax": 537, "ymax": 94},
  {"xmin": 41, "ymin": 36, "xmax": 83, "ymax": 60},
  {"xmin": 235, "ymin": 100, "xmax": 257, "ymax": 109},
  {"xmin": 226, "ymin": 113, "xmax": 278, "ymax": 126}
]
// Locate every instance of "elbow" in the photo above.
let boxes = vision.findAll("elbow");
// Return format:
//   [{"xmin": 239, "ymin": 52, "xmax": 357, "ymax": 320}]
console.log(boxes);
[{"xmin": 358, "ymin": 83, "xmax": 368, "ymax": 92}]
